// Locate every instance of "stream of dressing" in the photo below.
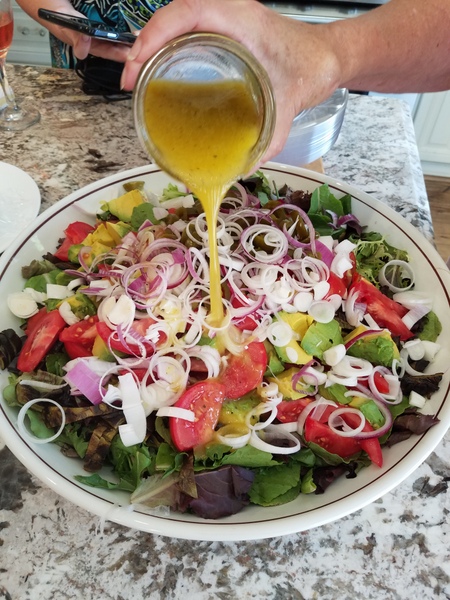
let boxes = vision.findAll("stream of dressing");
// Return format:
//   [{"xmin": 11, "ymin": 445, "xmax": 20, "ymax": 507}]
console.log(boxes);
[{"xmin": 143, "ymin": 79, "xmax": 262, "ymax": 327}]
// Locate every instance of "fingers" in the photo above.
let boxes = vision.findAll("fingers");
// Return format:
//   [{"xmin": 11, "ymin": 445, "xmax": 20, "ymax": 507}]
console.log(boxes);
[
  {"xmin": 121, "ymin": 0, "xmax": 255, "ymax": 90},
  {"xmin": 72, "ymin": 34, "xmax": 91, "ymax": 60}
]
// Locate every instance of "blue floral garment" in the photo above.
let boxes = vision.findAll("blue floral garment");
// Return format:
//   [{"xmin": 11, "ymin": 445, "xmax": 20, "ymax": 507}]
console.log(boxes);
[{"xmin": 50, "ymin": 0, "xmax": 170, "ymax": 68}]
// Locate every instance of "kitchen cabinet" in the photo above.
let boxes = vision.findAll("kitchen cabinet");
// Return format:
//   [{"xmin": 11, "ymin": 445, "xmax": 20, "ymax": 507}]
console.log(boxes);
[
  {"xmin": 414, "ymin": 91, "xmax": 450, "ymax": 177},
  {"xmin": 9, "ymin": 1, "xmax": 51, "ymax": 66}
]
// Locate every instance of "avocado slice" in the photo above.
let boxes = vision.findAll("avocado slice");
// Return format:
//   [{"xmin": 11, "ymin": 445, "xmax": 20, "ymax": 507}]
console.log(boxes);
[
  {"xmin": 345, "ymin": 327, "xmax": 400, "ymax": 367},
  {"xmin": 268, "ymin": 366, "xmax": 309, "ymax": 400},
  {"xmin": 218, "ymin": 394, "xmax": 261, "ymax": 426},
  {"xmin": 105, "ymin": 221, "xmax": 132, "ymax": 244},
  {"xmin": 92, "ymin": 335, "xmax": 116, "ymax": 362},
  {"xmin": 103, "ymin": 189, "xmax": 146, "ymax": 223},
  {"xmin": 301, "ymin": 319, "xmax": 343, "ymax": 361},
  {"xmin": 273, "ymin": 311, "xmax": 314, "ymax": 365},
  {"xmin": 264, "ymin": 340, "xmax": 284, "ymax": 376}
]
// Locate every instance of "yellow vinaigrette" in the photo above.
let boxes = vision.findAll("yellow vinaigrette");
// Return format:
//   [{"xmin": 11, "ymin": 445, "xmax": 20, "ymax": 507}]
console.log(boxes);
[{"xmin": 143, "ymin": 79, "xmax": 262, "ymax": 326}]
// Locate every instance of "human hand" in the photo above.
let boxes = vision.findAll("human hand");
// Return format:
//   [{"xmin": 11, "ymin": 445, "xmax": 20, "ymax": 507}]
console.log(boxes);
[
  {"xmin": 38, "ymin": 5, "xmax": 132, "ymax": 63},
  {"xmin": 121, "ymin": 0, "xmax": 343, "ymax": 161}
]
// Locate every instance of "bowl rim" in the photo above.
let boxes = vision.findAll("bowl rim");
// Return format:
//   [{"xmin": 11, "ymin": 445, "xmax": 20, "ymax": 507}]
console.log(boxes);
[{"xmin": 0, "ymin": 161, "xmax": 449, "ymax": 541}]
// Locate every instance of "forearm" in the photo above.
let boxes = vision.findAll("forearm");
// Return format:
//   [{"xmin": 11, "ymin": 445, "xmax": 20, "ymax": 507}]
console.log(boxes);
[{"xmin": 327, "ymin": 0, "xmax": 450, "ymax": 93}]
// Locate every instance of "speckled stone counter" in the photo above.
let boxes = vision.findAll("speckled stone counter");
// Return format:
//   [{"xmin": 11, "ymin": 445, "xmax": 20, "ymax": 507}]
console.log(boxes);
[{"xmin": 1, "ymin": 65, "xmax": 449, "ymax": 600}]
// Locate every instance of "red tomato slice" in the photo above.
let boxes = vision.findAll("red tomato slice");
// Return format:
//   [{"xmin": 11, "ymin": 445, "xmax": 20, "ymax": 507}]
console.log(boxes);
[
  {"xmin": 18, "ymin": 310, "xmax": 67, "ymax": 372},
  {"xmin": 340, "ymin": 410, "xmax": 383, "ymax": 467},
  {"xmin": 63, "ymin": 341, "xmax": 93, "ymax": 360},
  {"xmin": 59, "ymin": 316, "xmax": 99, "ymax": 349},
  {"xmin": 53, "ymin": 238, "xmax": 74, "ymax": 262},
  {"xmin": 230, "ymin": 296, "xmax": 258, "ymax": 331},
  {"xmin": 24, "ymin": 307, "xmax": 48, "ymax": 336},
  {"xmin": 169, "ymin": 380, "xmax": 226, "ymax": 451},
  {"xmin": 373, "ymin": 371, "xmax": 390, "ymax": 395},
  {"xmin": 304, "ymin": 416, "xmax": 361, "ymax": 458},
  {"xmin": 276, "ymin": 397, "xmax": 313, "ymax": 423},
  {"xmin": 95, "ymin": 318, "xmax": 159, "ymax": 356},
  {"xmin": 325, "ymin": 272, "xmax": 347, "ymax": 298},
  {"xmin": 218, "ymin": 341, "xmax": 267, "ymax": 400},
  {"xmin": 350, "ymin": 278, "xmax": 413, "ymax": 341},
  {"xmin": 54, "ymin": 221, "xmax": 95, "ymax": 261}
]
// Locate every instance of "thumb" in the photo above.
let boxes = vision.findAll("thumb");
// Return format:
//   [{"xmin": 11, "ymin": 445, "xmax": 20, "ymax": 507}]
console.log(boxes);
[{"xmin": 72, "ymin": 33, "xmax": 92, "ymax": 60}]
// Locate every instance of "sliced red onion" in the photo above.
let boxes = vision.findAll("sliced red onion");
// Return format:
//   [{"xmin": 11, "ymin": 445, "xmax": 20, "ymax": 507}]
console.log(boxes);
[
  {"xmin": 331, "ymin": 253, "xmax": 353, "ymax": 278},
  {"xmin": 156, "ymin": 406, "xmax": 195, "ymax": 421},
  {"xmin": 240, "ymin": 224, "xmax": 289, "ymax": 264},
  {"xmin": 336, "ymin": 213, "xmax": 363, "ymax": 234},
  {"xmin": 327, "ymin": 372, "xmax": 358, "ymax": 387},
  {"xmin": 249, "ymin": 425, "xmax": 301, "ymax": 455},
  {"xmin": 216, "ymin": 425, "xmax": 251, "ymax": 449},
  {"xmin": 269, "ymin": 203, "xmax": 317, "ymax": 255},
  {"xmin": 313, "ymin": 239, "xmax": 334, "ymax": 268},
  {"xmin": 328, "ymin": 407, "xmax": 366, "ymax": 437},
  {"xmin": 308, "ymin": 300, "xmax": 336, "ymax": 324},
  {"xmin": 409, "ymin": 391, "xmax": 427, "ymax": 409},
  {"xmin": 344, "ymin": 289, "xmax": 366, "ymax": 328},
  {"xmin": 421, "ymin": 340, "xmax": 441, "ymax": 362},
  {"xmin": 296, "ymin": 397, "xmax": 338, "ymax": 435},
  {"xmin": 378, "ymin": 260, "xmax": 415, "ymax": 293},
  {"xmin": 344, "ymin": 328, "xmax": 385, "ymax": 351},
  {"xmin": 353, "ymin": 397, "xmax": 393, "ymax": 440},
  {"xmin": 323, "ymin": 343, "xmax": 346, "ymax": 367},
  {"xmin": 403, "ymin": 339, "xmax": 425, "ymax": 361},
  {"xmin": 366, "ymin": 366, "xmax": 403, "ymax": 405},
  {"xmin": 313, "ymin": 280, "xmax": 331, "ymax": 301},
  {"xmin": 332, "ymin": 355, "xmax": 374, "ymax": 378},
  {"xmin": 401, "ymin": 304, "xmax": 431, "ymax": 329},
  {"xmin": 64, "ymin": 360, "xmax": 105, "ymax": 405},
  {"xmin": 19, "ymin": 380, "xmax": 68, "ymax": 391},
  {"xmin": 17, "ymin": 398, "xmax": 66, "ymax": 445},
  {"xmin": 118, "ymin": 373, "xmax": 147, "ymax": 446},
  {"xmin": 392, "ymin": 291, "xmax": 433, "ymax": 309},
  {"xmin": 266, "ymin": 320, "xmax": 294, "ymax": 347},
  {"xmin": 293, "ymin": 291, "xmax": 314, "ymax": 312}
]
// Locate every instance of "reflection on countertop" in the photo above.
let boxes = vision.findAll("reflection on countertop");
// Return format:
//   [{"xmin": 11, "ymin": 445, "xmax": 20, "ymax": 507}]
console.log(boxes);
[{"xmin": 0, "ymin": 64, "xmax": 448, "ymax": 600}]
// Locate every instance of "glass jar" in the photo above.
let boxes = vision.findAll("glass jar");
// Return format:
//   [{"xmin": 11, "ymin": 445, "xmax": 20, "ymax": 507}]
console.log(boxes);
[{"xmin": 132, "ymin": 32, "xmax": 275, "ymax": 186}]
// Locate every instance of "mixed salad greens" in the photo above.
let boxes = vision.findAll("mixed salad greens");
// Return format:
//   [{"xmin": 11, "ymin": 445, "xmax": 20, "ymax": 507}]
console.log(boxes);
[{"xmin": 0, "ymin": 174, "xmax": 444, "ymax": 520}]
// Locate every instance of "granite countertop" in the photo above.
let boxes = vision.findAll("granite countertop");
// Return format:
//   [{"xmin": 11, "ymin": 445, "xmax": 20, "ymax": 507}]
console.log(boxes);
[{"xmin": 1, "ymin": 65, "xmax": 449, "ymax": 600}]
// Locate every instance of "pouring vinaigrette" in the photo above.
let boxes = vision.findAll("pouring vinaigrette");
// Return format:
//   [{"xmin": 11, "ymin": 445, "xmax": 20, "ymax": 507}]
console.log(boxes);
[{"xmin": 133, "ymin": 33, "xmax": 275, "ymax": 328}]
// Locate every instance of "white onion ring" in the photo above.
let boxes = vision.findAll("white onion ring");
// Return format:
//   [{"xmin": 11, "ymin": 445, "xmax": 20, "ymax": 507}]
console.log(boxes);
[{"xmin": 17, "ymin": 399, "xmax": 66, "ymax": 445}]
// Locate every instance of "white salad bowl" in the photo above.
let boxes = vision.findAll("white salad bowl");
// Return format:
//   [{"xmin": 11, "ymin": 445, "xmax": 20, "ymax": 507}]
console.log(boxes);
[{"xmin": 0, "ymin": 162, "xmax": 449, "ymax": 541}]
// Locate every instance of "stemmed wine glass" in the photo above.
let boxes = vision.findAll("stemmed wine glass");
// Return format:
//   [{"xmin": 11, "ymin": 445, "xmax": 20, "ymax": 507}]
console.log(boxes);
[{"xmin": 0, "ymin": 0, "xmax": 40, "ymax": 131}]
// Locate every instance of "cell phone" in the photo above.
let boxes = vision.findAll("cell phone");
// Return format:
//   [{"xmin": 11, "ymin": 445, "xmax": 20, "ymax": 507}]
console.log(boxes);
[{"xmin": 37, "ymin": 8, "xmax": 136, "ymax": 45}]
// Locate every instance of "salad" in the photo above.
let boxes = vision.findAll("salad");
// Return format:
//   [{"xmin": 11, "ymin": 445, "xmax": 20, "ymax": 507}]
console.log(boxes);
[{"xmin": 0, "ymin": 173, "xmax": 444, "ymax": 520}]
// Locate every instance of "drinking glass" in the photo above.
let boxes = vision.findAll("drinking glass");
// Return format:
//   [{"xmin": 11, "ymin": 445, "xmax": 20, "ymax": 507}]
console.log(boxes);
[{"xmin": 0, "ymin": 0, "xmax": 40, "ymax": 131}]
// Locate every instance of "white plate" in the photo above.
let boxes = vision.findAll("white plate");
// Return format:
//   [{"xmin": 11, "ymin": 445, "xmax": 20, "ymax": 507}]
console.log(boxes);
[
  {"xmin": 0, "ymin": 162, "xmax": 41, "ymax": 254},
  {"xmin": 0, "ymin": 163, "xmax": 449, "ymax": 541}
]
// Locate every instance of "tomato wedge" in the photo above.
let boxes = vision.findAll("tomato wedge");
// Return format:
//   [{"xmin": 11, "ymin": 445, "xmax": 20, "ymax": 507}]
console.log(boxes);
[
  {"xmin": 169, "ymin": 380, "xmax": 226, "ymax": 451},
  {"xmin": 59, "ymin": 316, "xmax": 99, "ymax": 349},
  {"xmin": 304, "ymin": 416, "xmax": 361, "ymax": 459},
  {"xmin": 95, "ymin": 318, "xmax": 159, "ymax": 356},
  {"xmin": 18, "ymin": 310, "xmax": 66, "ymax": 372},
  {"xmin": 373, "ymin": 371, "xmax": 390, "ymax": 395},
  {"xmin": 54, "ymin": 221, "xmax": 95, "ymax": 261},
  {"xmin": 218, "ymin": 341, "xmax": 267, "ymax": 399},
  {"xmin": 231, "ymin": 296, "xmax": 258, "ymax": 331},
  {"xmin": 63, "ymin": 341, "xmax": 93, "ymax": 360},
  {"xmin": 341, "ymin": 411, "xmax": 383, "ymax": 467},
  {"xmin": 24, "ymin": 307, "xmax": 48, "ymax": 336},
  {"xmin": 350, "ymin": 277, "xmax": 413, "ymax": 341},
  {"xmin": 276, "ymin": 397, "xmax": 313, "ymax": 423},
  {"xmin": 325, "ymin": 272, "xmax": 347, "ymax": 298}
]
